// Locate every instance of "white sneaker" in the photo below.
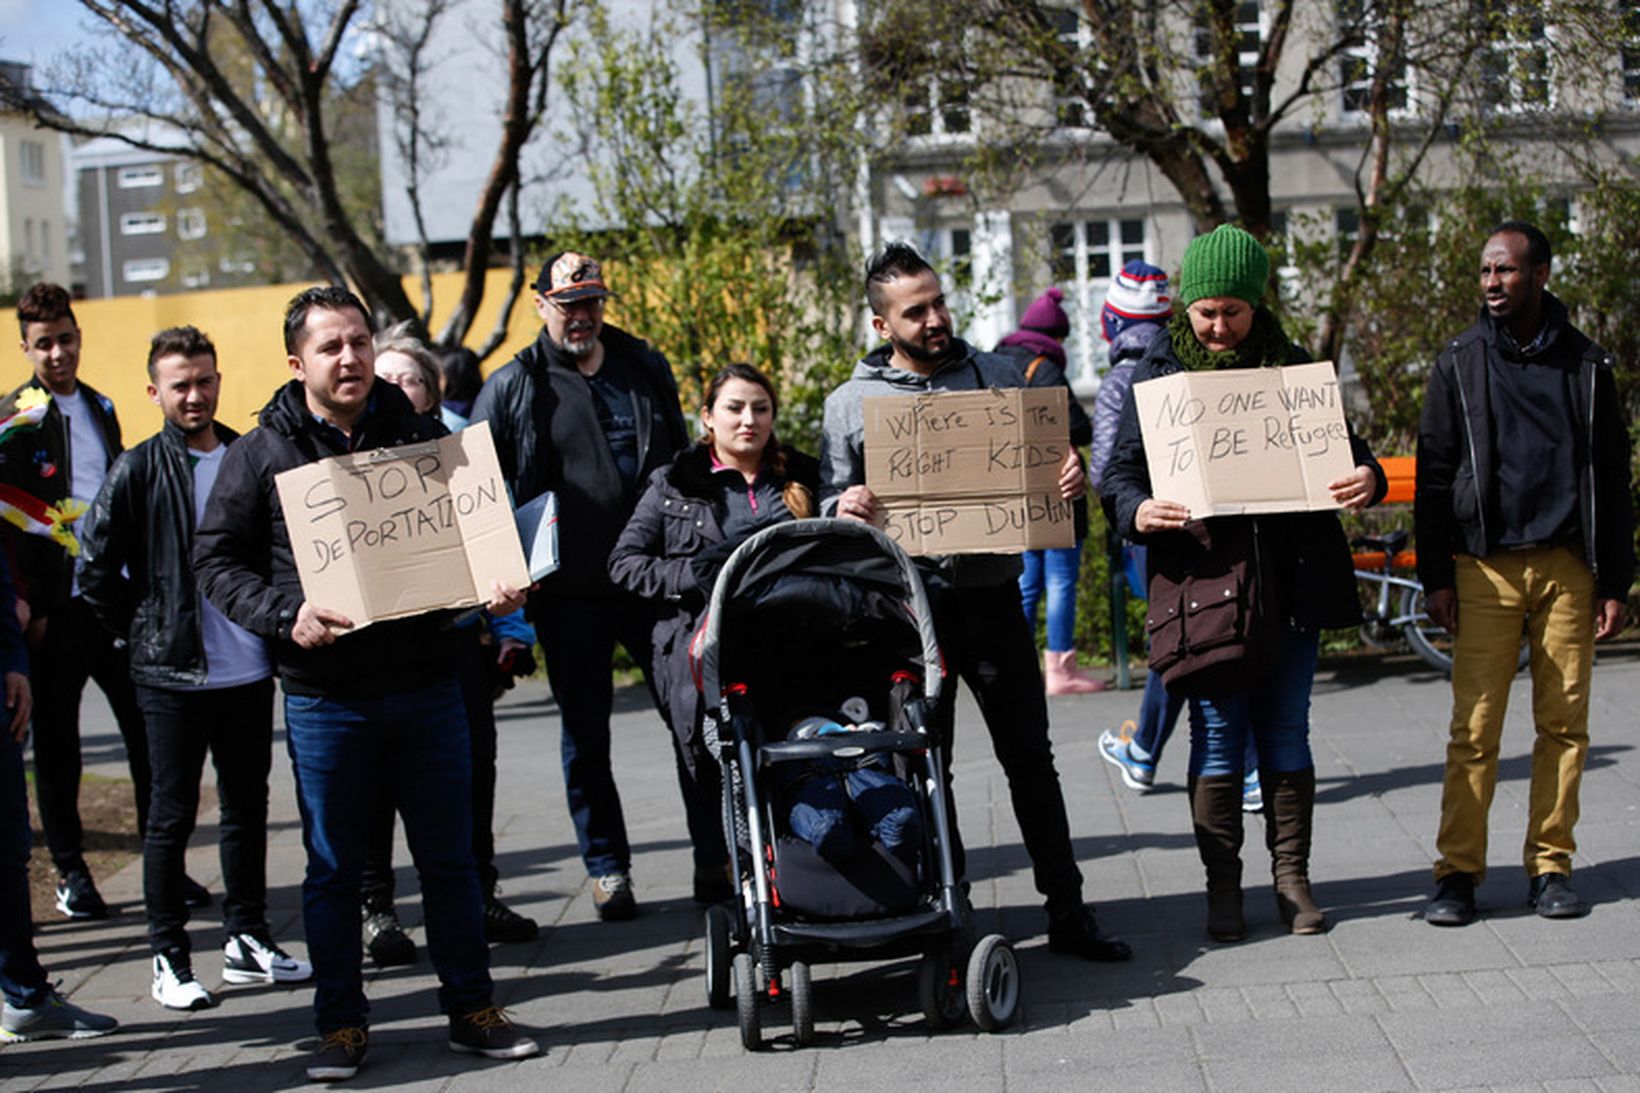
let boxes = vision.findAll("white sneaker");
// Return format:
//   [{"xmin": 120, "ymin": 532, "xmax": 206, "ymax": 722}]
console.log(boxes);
[
  {"xmin": 152, "ymin": 951, "xmax": 215, "ymax": 1011},
  {"xmin": 222, "ymin": 932, "xmax": 313, "ymax": 985}
]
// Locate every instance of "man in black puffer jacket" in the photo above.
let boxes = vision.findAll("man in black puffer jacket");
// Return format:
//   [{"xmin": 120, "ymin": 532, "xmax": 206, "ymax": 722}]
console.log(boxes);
[
  {"xmin": 472, "ymin": 252, "xmax": 689, "ymax": 922},
  {"xmin": 1416, "ymin": 221, "xmax": 1633, "ymax": 929},
  {"xmin": 193, "ymin": 287, "xmax": 537, "ymax": 1082}
]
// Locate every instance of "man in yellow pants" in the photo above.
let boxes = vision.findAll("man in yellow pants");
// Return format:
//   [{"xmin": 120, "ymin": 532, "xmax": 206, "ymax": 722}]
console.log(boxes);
[{"xmin": 1415, "ymin": 220, "xmax": 1632, "ymax": 926}]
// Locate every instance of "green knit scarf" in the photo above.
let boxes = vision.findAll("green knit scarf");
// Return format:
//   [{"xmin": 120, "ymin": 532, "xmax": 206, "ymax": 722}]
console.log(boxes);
[{"xmin": 1167, "ymin": 305, "xmax": 1293, "ymax": 371}]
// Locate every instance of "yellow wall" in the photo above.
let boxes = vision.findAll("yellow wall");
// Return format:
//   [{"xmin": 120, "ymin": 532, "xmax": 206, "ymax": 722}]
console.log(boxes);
[{"xmin": 33, "ymin": 269, "xmax": 546, "ymax": 440}]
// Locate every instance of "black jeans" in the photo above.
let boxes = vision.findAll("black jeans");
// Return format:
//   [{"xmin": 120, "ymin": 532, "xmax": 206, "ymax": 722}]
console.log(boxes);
[
  {"xmin": 361, "ymin": 632, "xmax": 500, "ymax": 908},
  {"xmin": 926, "ymin": 580, "xmax": 1084, "ymax": 915},
  {"xmin": 1, "ymin": 730, "xmax": 48, "ymax": 1007},
  {"xmin": 138, "ymin": 679, "xmax": 275, "ymax": 955},
  {"xmin": 30, "ymin": 595, "xmax": 150, "ymax": 875}
]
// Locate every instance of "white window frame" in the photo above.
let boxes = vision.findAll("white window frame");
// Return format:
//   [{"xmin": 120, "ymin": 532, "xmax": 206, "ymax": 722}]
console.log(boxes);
[
  {"xmin": 1478, "ymin": 3, "xmax": 1553, "ymax": 112},
  {"xmin": 174, "ymin": 161, "xmax": 203, "ymax": 193},
  {"xmin": 1621, "ymin": 1, "xmax": 1640, "ymax": 101},
  {"xmin": 1049, "ymin": 216, "xmax": 1151, "ymax": 381},
  {"xmin": 1049, "ymin": 7, "xmax": 1094, "ymax": 131},
  {"xmin": 180, "ymin": 266, "xmax": 211, "ymax": 289},
  {"xmin": 117, "ymin": 164, "xmax": 165, "ymax": 188},
  {"xmin": 1337, "ymin": 1, "xmax": 1413, "ymax": 119},
  {"xmin": 123, "ymin": 257, "xmax": 170, "ymax": 283},
  {"xmin": 18, "ymin": 140, "xmax": 45, "ymax": 187},
  {"xmin": 902, "ymin": 76, "xmax": 972, "ymax": 142},
  {"xmin": 120, "ymin": 211, "xmax": 167, "ymax": 236},
  {"xmin": 1195, "ymin": 1, "xmax": 1266, "ymax": 117},
  {"xmin": 176, "ymin": 207, "xmax": 207, "ymax": 240}
]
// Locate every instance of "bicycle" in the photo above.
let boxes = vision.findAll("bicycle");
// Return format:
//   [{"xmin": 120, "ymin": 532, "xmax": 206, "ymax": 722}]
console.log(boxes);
[{"xmin": 1353, "ymin": 529, "xmax": 1528, "ymax": 676}]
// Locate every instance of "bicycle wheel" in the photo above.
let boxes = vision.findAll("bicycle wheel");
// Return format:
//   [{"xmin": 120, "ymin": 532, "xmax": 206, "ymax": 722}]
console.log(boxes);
[
  {"xmin": 1400, "ymin": 585, "xmax": 1530, "ymax": 675},
  {"xmin": 1399, "ymin": 585, "xmax": 1454, "ymax": 674}
]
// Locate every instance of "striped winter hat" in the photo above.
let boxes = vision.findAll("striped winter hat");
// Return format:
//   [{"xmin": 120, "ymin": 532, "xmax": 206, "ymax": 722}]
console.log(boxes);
[{"xmin": 1101, "ymin": 260, "xmax": 1172, "ymax": 342}]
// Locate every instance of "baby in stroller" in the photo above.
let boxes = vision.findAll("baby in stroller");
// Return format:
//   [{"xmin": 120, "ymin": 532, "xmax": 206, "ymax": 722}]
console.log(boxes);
[{"xmin": 783, "ymin": 699, "xmax": 923, "ymax": 867}]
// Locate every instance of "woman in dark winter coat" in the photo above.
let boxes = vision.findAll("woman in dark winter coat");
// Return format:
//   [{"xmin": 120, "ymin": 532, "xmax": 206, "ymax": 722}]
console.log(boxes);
[
  {"xmin": 1102, "ymin": 224, "xmax": 1387, "ymax": 943},
  {"xmin": 608, "ymin": 363, "xmax": 819, "ymax": 903}
]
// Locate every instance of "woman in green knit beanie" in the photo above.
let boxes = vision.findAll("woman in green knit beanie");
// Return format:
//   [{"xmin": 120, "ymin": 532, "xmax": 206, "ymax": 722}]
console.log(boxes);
[{"xmin": 1099, "ymin": 222, "xmax": 1387, "ymax": 945}]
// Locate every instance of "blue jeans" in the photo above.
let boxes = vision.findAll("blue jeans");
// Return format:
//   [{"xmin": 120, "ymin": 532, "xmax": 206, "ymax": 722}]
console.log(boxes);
[
  {"xmin": 789, "ymin": 764, "xmax": 922, "ymax": 862},
  {"xmin": 1, "ymin": 731, "xmax": 48, "ymax": 1007},
  {"xmin": 532, "ymin": 592, "xmax": 657, "ymax": 878},
  {"xmin": 285, "ymin": 680, "xmax": 491, "ymax": 1033},
  {"xmin": 1187, "ymin": 629, "xmax": 1319, "ymax": 777},
  {"xmin": 1019, "ymin": 544, "xmax": 1082, "ymax": 652}
]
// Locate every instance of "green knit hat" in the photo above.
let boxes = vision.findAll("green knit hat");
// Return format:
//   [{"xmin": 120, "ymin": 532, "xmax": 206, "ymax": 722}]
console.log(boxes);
[{"xmin": 1178, "ymin": 224, "xmax": 1270, "ymax": 307}]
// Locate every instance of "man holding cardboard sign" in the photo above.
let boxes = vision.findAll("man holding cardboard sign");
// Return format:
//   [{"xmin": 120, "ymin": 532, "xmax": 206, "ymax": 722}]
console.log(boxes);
[
  {"xmin": 193, "ymin": 287, "xmax": 537, "ymax": 1081},
  {"xmin": 820, "ymin": 242, "xmax": 1130, "ymax": 963}
]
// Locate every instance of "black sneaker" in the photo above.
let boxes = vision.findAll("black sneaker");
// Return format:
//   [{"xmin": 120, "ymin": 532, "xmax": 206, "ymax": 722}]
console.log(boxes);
[
  {"xmin": 483, "ymin": 892, "xmax": 540, "ymax": 944},
  {"xmin": 363, "ymin": 908, "xmax": 417, "ymax": 967},
  {"xmin": 1527, "ymin": 872, "xmax": 1586, "ymax": 919},
  {"xmin": 307, "ymin": 1026, "xmax": 368, "ymax": 1081},
  {"xmin": 448, "ymin": 1004, "xmax": 539, "ymax": 1060},
  {"xmin": 1425, "ymin": 872, "xmax": 1477, "ymax": 926},
  {"xmin": 1046, "ymin": 905, "xmax": 1133, "ymax": 962},
  {"xmin": 54, "ymin": 868, "xmax": 109, "ymax": 921},
  {"xmin": 591, "ymin": 873, "xmax": 636, "ymax": 922},
  {"xmin": 182, "ymin": 875, "xmax": 212, "ymax": 909}
]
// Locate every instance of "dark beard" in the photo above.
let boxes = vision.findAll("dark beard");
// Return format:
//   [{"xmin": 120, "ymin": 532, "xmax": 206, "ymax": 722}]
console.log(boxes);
[{"xmin": 890, "ymin": 329, "xmax": 953, "ymax": 364}]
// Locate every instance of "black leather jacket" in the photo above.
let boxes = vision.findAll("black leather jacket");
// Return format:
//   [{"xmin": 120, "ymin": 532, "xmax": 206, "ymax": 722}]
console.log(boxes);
[
  {"xmin": 0, "ymin": 377, "xmax": 122, "ymax": 617},
  {"xmin": 472, "ymin": 325, "xmax": 689, "ymax": 595},
  {"xmin": 79, "ymin": 420, "xmax": 260, "ymax": 686},
  {"xmin": 193, "ymin": 379, "xmax": 461, "ymax": 697},
  {"xmin": 1415, "ymin": 295, "xmax": 1634, "ymax": 601}
]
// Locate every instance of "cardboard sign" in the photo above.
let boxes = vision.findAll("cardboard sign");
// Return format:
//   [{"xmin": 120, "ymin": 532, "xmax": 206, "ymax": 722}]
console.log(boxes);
[
  {"xmin": 275, "ymin": 422, "xmax": 529, "ymax": 629},
  {"xmin": 863, "ymin": 387, "xmax": 1075, "ymax": 555},
  {"xmin": 1130, "ymin": 361, "xmax": 1354, "ymax": 516}
]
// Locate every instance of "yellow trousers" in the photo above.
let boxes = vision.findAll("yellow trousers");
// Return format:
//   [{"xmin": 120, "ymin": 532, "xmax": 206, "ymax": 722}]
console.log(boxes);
[{"xmin": 1434, "ymin": 545, "xmax": 1594, "ymax": 884}]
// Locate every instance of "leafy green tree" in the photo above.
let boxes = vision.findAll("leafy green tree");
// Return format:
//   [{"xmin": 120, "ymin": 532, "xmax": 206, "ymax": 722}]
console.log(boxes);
[{"xmin": 548, "ymin": 0, "xmax": 869, "ymax": 444}]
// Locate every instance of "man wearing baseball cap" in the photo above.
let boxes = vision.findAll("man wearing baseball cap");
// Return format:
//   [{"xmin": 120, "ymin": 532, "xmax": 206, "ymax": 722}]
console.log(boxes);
[{"xmin": 472, "ymin": 253, "xmax": 690, "ymax": 921}]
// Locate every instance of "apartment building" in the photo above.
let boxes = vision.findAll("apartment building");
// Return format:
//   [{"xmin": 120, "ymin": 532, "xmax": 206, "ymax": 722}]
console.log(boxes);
[{"xmin": 0, "ymin": 61, "xmax": 71, "ymax": 290}]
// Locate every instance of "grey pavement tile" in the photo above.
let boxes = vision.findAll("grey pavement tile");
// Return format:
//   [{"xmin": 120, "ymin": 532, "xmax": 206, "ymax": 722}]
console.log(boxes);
[
  {"xmin": 1462, "ymin": 968, "xmax": 1531, "ymax": 1005},
  {"xmin": 1283, "ymin": 980, "xmax": 1344, "ymax": 1019},
  {"xmin": 1239, "ymin": 983, "xmax": 1301, "ymax": 1021},
  {"xmin": 1544, "ymin": 1081, "xmax": 1612, "ymax": 1093},
  {"xmin": 1331, "ymin": 915, "xmax": 1522, "ymax": 978},
  {"xmin": 1505, "ymin": 966, "xmax": 1577, "ymax": 1002},
  {"xmin": 1002, "ymin": 1025, "xmax": 1206, "ymax": 1092},
  {"xmin": 812, "ymin": 1035, "xmax": 1001, "ymax": 1090},
  {"xmin": 1557, "ymin": 997, "xmax": 1640, "ymax": 1035},
  {"xmin": 1328, "ymin": 978, "xmax": 1390, "ymax": 1016},
  {"xmin": 1418, "ymin": 971, "xmax": 1483, "ymax": 1008},
  {"xmin": 1595, "ymin": 1076, "xmax": 1640, "ymax": 1092},
  {"xmin": 1584, "ymin": 1030, "xmax": 1640, "ymax": 1077},
  {"xmin": 1378, "ymin": 999, "xmax": 1616, "ymax": 1088},
  {"xmin": 1372, "ymin": 974, "xmax": 1437, "ymax": 1012},
  {"xmin": 1191, "ymin": 1014, "xmax": 1409, "ymax": 1093}
]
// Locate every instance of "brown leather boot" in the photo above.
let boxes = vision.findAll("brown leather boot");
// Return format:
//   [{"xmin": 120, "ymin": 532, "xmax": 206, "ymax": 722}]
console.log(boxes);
[
  {"xmin": 1190, "ymin": 774, "xmax": 1246, "ymax": 942},
  {"xmin": 1264, "ymin": 767, "xmax": 1325, "ymax": 934}
]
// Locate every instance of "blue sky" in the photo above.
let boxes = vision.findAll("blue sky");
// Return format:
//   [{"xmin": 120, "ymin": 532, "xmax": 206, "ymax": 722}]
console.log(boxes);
[{"xmin": 0, "ymin": 0, "xmax": 94, "ymax": 70}]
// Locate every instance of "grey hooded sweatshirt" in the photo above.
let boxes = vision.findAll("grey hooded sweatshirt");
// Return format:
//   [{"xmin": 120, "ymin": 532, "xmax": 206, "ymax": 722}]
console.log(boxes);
[{"xmin": 818, "ymin": 339, "xmax": 1031, "ymax": 589}]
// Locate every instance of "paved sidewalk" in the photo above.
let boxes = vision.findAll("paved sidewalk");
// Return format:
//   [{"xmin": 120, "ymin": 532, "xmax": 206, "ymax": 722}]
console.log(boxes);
[{"xmin": 4, "ymin": 644, "xmax": 1640, "ymax": 1091}]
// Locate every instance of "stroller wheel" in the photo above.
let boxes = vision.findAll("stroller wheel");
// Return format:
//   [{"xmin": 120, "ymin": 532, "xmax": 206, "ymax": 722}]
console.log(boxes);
[
  {"xmin": 733, "ymin": 952, "xmax": 763, "ymax": 1050},
  {"xmin": 966, "ymin": 934, "xmax": 1021, "ymax": 1032},
  {"xmin": 917, "ymin": 949, "xmax": 966, "ymax": 1030},
  {"xmin": 704, "ymin": 905, "xmax": 733, "ymax": 1010},
  {"xmin": 789, "ymin": 960, "xmax": 815, "ymax": 1046}
]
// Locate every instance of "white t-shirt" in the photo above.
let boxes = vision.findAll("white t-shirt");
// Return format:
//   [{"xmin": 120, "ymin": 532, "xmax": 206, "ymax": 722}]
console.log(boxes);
[
  {"xmin": 183, "ymin": 444, "xmax": 271, "ymax": 689},
  {"xmin": 54, "ymin": 387, "xmax": 109, "ymax": 597},
  {"xmin": 51, "ymin": 387, "xmax": 110, "ymax": 505}
]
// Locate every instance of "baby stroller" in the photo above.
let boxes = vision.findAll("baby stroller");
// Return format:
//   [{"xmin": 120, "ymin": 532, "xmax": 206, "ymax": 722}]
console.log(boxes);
[{"xmin": 692, "ymin": 518, "xmax": 1020, "ymax": 1049}]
